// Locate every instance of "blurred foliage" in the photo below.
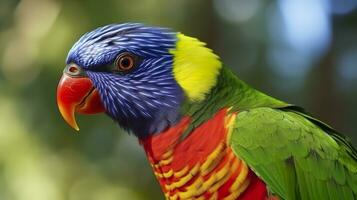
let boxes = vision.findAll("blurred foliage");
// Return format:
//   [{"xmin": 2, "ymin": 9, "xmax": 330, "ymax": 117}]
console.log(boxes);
[{"xmin": 0, "ymin": 0, "xmax": 357, "ymax": 199}]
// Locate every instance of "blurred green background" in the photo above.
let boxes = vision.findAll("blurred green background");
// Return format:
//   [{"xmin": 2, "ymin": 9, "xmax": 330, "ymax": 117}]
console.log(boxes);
[{"xmin": 0, "ymin": 0, "xmax": 357, "ymax": 199}]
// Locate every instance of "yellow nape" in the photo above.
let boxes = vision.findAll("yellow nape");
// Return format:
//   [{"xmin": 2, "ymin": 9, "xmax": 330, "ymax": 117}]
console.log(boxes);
[{"xmin": 170, "ymin": 33, "xmax": 222, "ymax": 101}]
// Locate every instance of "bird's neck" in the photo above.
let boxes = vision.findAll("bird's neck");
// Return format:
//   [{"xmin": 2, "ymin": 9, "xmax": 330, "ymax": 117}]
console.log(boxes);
[
  {"xmin": 178, "ymin": 67, "xmax": 287, "ymax": 137},
  {"xmin": 170, "ymin": 33, "xmax": 222, "ymax": 102},
  {"xmin": 132, "ymin": 67, "xmax": 285, "ymax": 139}
]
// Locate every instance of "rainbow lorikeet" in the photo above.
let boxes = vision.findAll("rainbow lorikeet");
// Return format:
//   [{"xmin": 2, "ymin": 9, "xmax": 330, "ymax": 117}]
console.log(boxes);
[{"xmin": 57, "ymin": 23, "xmax": 357, "ymax": 200}]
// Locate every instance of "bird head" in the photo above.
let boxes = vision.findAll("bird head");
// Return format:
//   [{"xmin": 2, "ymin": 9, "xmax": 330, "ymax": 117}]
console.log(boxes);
[{"xmin": 57, "ymin": 23, "xmax": 222, "ymax": 138}]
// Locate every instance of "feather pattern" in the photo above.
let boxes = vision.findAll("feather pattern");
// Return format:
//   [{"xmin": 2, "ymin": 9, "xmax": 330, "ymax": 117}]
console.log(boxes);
[
  {"xmin": 140, "ymin": 108, "xmax": 268, "ymax": 200},
  {"xmin": 86, "ymin": 56, "xmax": 184, "ymax": 136},
  {"xmin": 67, "ymin": 23, "xmax": 176, "ymax": 68}
]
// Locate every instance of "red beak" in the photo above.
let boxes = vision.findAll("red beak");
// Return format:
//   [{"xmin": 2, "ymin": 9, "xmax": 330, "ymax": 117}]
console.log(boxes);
[{"xmin": 57, "ymin": 73, "xmax": 105, "ymax": 131}]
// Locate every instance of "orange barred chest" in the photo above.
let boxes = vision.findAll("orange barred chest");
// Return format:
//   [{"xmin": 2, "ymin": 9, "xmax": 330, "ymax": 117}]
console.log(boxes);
[
  {"xmin": 151, "ymin": 143, "xmax": 250, "ymax": 200},
  {"xmin": 141, "ymin": 109, "xmax": 265, "ymax": 200}
]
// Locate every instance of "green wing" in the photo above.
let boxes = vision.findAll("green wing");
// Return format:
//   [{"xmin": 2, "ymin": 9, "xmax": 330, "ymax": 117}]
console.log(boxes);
[{"xmin": 228, "ymin": 107, "xmax": 357, "ymax": 200}]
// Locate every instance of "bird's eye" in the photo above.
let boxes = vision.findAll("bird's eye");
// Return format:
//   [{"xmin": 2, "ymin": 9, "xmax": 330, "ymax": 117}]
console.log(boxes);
[
  {"xmin": 68, "ymin": 66, "xmax": 79, "ymax": 74},
  {"xmin": 115, "ymin": 52, "xmax": 136, "ymax": 72},
  {"xmin": 64, "ymin": 64, "xmax": 83, "ymax": 76}
]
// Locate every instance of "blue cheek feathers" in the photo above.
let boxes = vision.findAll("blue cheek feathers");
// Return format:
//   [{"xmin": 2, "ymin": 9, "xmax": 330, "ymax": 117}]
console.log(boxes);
[{"xmin": 86, "ymin": 57, "xmax": 184, "ymax": 137}]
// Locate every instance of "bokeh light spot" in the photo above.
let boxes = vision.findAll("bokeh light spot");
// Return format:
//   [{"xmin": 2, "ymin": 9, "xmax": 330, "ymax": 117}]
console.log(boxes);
[
  {"xmin": 278, "ymin": 0, "xmax": 331, "ymax": 56},
  {"xmin": 213, "ymin": 0, "xmax": 262, "ymax": 23}
]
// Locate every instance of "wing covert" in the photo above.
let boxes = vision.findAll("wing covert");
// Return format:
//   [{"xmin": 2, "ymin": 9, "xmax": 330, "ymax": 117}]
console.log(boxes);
[{"xmin": 228, "ymin": 107, "xmax": 357, "ymax": 200}]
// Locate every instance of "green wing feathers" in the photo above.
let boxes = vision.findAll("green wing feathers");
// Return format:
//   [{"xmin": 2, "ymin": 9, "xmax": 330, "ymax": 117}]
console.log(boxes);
[{"xmin": 228, "ymin": 107, "xmax": 357, "ymax": 200}]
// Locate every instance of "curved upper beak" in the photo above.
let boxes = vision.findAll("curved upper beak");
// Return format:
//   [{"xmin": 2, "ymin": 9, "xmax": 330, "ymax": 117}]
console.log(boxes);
[{"xmin": 57, "ymin": 73, "xmax": 105, "ymax": 131}]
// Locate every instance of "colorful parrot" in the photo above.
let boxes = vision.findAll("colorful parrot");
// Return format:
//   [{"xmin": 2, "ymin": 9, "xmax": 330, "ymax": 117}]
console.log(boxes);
[{"xmin": 57, "ymin": 23, "xmax": 357, "ymax": 200}]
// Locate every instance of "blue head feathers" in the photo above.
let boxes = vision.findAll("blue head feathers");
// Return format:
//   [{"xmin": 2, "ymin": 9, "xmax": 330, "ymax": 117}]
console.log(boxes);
[{"xmin": 66, "ymin": 23, "xmax": 184, "ymax": 137}]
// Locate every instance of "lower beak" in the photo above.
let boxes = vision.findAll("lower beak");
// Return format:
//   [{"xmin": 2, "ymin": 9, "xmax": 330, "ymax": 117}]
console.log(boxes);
[{"xmin": 57, "ymin": 74, "xmax": 105, "ymax": 131}]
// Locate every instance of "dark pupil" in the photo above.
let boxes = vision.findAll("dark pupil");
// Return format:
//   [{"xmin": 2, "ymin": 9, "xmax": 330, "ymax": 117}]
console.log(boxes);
[{"xmin": 121, "ymin": 57, "xmax": 131, "ymax": 68}]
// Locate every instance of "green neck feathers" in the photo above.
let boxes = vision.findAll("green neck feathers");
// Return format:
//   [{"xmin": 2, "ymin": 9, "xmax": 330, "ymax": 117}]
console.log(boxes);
[{"xmin": 180, "ymin": 67, "xmax": 288, "ymax": 135}]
